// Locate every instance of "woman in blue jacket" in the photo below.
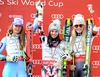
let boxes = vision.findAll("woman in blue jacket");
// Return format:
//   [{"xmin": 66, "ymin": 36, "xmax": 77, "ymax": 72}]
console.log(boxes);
[{"xmin": 0, "ymin": 17, "xmax": 27, "ymax": 77}]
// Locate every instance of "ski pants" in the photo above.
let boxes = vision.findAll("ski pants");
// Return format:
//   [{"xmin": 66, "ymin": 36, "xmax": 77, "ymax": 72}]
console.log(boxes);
[
  {"xmin": 2, "ymin": 61, "xmax": 28, "ymax": 77},
  {"xmin": 42, "ymin": 65, "xmax": 60, "ymax": 77},
  {"xmin": 69, "ymin": 61, "xmax": 91, "ymax": 77}
]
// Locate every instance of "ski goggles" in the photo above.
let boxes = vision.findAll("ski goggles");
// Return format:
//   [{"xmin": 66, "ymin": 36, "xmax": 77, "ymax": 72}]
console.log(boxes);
[{"xmin": 74, "ymin": 24, "xmax": 84, "ymax": 28}]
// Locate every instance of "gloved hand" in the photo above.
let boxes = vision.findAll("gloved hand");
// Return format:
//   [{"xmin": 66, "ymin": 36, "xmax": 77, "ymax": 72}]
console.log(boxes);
[
  {"xmin": 61, "ymin": 52, "xmax": 72, "ymax": 61},
  {"xmin": 36, "ymin": 0, "xmax": 43, "ymax": 15},
  {"xmin": 70, "ymin": 64, "xmax": 76, "ymax": 71},
  {"xmin": 57, "ymin": 47, "xmax": 72, "ymax": 61},
  {"xmin": 57, "ymin": 41, "xmax": 72, "ymax": 61},
  {"xmin": 62, "ymin": 54, "xmax": 68, "ymax": 59},
  {"xmin": 6, "ymin": 56, "xmax": 19, "ymax": 62},
  {"xmin": 87, "ymin": 4, "xmax": 94, "ymax": 14}
]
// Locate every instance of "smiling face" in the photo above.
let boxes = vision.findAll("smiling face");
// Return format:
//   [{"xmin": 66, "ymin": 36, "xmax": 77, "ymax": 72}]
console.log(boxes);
[
  {"xmin": 49, "ymin": 29, "xmax": 59, "ymax": 39},
  {"xmin": 74, "ymin": 24, "xmax": 84, "ymax": 33},
  {"xmin": 13, "ymin": 25, "xmax": 22, "ymax": 34}
]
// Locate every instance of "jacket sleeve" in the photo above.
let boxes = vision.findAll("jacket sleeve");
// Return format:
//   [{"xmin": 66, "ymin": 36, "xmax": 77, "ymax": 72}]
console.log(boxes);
[
  {"xmin": 92, "ymin": 12, "xmax": 100, "ymax": 27},
  {"xmin": 0, "ymin": 37, "xmax": 7, "ymax": 60},
  {"xmin": 91, "ymin": 12, "xmax": 100, "ymax": 36}
]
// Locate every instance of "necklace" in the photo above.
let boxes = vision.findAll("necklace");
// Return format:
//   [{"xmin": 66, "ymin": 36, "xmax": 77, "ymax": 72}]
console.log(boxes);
[
  {"xmin": 75, "ymin": 37, "xmax": 82, "ymax": 53},
  {"xmin": 51, "ymin": 47, "xmax": 56, "ymax": 59}
]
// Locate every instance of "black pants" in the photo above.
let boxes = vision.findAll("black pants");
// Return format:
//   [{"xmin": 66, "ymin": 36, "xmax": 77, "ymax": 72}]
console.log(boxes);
[{"xmin": 69, "ymin": 61, "xmax": 91, "ymax": 77}]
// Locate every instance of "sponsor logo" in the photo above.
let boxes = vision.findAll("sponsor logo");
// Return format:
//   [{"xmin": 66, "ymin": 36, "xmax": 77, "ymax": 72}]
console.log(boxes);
[
  {"xmin": 92, "ymin": 45, "xmax": 100, "ymax": 51},
  {"xmin": 33, "ymin": 44, "xmax": 42, "ymax": 49},
  {"xmin": 9, "ymin": 14, "xmax": 23, "ymax": 18},
  {"xmin": 51, "ymin": 14, "xmax": 64, "ymax": 19},
  {"xmin": 72, "ymin": 14, "xmax": 85, "ymax": 20},
  {"xmin": 92, "ymin": 61, "xmax": 100, "ymax": 68},
  {"xmin": 33, "ymin": 60, "xmax": 42, "ymax": 64},
  {"xmin": 86, "ymin": 24, "xmax": 92, "ymax": 45}
]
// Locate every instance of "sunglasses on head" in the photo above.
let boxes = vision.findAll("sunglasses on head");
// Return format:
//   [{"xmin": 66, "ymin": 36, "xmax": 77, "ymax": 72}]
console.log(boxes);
[{"xmin": 74, "ymin": 24, "xmax": 84, "ymax": 28}]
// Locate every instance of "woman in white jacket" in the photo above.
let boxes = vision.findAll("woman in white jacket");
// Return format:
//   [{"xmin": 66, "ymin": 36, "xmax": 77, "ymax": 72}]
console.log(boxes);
[{"xmin": 38, "ymin": 19, "xmax": 72, "ymax": 77}]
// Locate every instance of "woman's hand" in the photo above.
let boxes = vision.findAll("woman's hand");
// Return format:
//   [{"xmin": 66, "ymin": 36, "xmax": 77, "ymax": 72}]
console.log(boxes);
[
  {"xmin": 6, "ymin": 55, "xmax": 19, "ymax": 62},
  {"xmin": 70, "ymin": 64, "xmax": 76, "ymax": 71}
]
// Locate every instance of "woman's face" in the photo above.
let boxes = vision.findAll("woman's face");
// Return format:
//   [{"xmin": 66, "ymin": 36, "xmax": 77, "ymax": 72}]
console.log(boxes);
[
  {"xmin": 50, "ymin": 29, "xmax": 59, "ymax": 39},
  {"xmin": 13, "ymin": 25, "xmax": 22, "ymax": 34},
  {"xmin": 74, "ymin": 24, "xmax": 84, "ymax": 33}
]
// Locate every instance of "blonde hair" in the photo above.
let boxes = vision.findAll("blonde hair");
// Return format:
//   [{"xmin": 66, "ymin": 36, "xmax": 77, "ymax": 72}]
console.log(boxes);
[
  {"xmin": 6, "ymin": 24, "xmax": 25, "ymax": 50},
  {"xmin": 71, "ymin": 28, "xmax": 86, "ymax": 52}
]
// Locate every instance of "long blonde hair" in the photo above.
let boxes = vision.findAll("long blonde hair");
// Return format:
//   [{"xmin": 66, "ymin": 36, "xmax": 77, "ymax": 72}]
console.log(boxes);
[
  {"xmin": 71, "ymin": 28, "xmax": 86, "ymax": 52},
  {"xmin": 6, "ymin": 24, "xmax": 25, "ymax": 50}
]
